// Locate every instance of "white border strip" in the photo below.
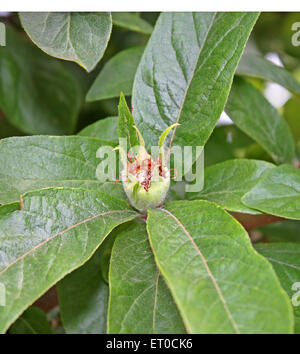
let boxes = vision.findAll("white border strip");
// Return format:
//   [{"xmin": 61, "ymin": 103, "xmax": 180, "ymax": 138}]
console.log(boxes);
[{"xmin": 1, "ymin": 0, "xmax": 300, "ymax": 12}]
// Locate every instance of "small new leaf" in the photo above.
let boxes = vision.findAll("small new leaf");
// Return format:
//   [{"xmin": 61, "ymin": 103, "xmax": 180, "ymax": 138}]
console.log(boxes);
[
  {"xmin": 118, "ymin": 93, "xmax": 139, "ymax": 149},
  {"xmin": 133, "ymin": 125, "xmax": 145, "ymax": 147},
  {"xmin": 158, "ymin": 123, "xmax": 180, "ymax": 150}
]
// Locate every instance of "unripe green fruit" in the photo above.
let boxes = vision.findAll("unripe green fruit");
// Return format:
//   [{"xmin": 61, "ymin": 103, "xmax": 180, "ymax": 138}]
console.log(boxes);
[
  {"xmin": 119, "ymin": 123, "xmax": 179, "ymax": 213},
  {"xmin": 122, "ymin": 164, "xmax": 170, "ymax": 212}
]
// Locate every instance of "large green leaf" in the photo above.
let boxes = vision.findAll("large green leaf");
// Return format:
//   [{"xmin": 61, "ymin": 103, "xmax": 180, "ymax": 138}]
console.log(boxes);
[
  {"xmin": 242, "ymin": 164, "xmax": 300, "ymax": 220},
  {"xmin": 9, "ymin": 306, "xmax": 52, "ymax": 334},
  {"xmin": 225, "ymin": 77, "xmax": 295, "ymax": 164},
  {"xmin": 57, "ymin": 246, "xmax": 108, "ymax": 334},
  {"xmin": 255, "ymin": 243, "xmax": 300, "ymax": 333},
  {"xmin": 147, "ymin": 200, "xmax": 293, "ymax": 333},
  {"xmin": 86, "ymin": 47, "xmax": 144, "ymax": 101},
  {"xmin": 19, "ymin": 12, "xmax": 112, "ymax": 72},
  {"xmin": 236, "ymin": 53, "xmax": 300, "ymax": 95},
  {"xmin": 78, "ymin": 117, "xmax": 118, "ymax": 141},
  {"xmin": 132, "ymin": 12, "xmax": 259, "ymax": 150},
  {"xmin": 0, "ymin": 136, "xmax": 118, "ymax": 204},
  {"xmin": 0, "ymin": 27, "xmax": 81, "ymax": 135},
  {"xmin": 187, "ymin": 159, "xmax": 275, "ymax": 214},
  {"xmin": 108, "ymin": 221, "xmax": 186, "ymax": 334},
  {"xmin": 112, "ymin": 13, "xmax": 153, "ymax": 35},
  {"xmin": 0, "ymin": 188, "xmax": 138, "ymax": 333}
]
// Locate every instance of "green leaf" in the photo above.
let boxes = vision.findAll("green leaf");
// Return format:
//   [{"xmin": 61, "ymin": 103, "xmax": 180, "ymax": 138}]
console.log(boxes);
[
  {"xmin": 98, "ymin": 227, "xmax": 120, "ymax": 284},
  {"xmin": 86, "ymin": 47, "xmax": 144, "ymax": 101},
  {"xmin": 108, "ymin": 221, "xmax": 186, "ymax": 334},
  {"xmin": 0, "ymin": 203, "xmax": 19, "ymax": 216},
  {"xmin": 244, "ymin": 143, "xmax": 274, "ymax": 163},
  {"xmin": 112, "ymin": 13, "xmax": 153, "ymax": 35},
  {"xmin": 0, "ymin": 136, "xmax": 117, "ymax": 204},
  {"xmin": 19, "ymin": 12, "xmax": 112, "ymax": 72},
  {"xmin": 225, "ymin": 77, "xmax": 295, "ymax": 164},
  {"xmin": 9, "ymin": 306, "xmax": 52, "ymax": 334},
  {"xmin": 255, "ymin": 243, "xmax": 300, "ymax": 333},
  {"xmin": 204, "ymin": 125, "xmax": 254, "ymax": 166},
  {"xmin": 283, "ymin": 98, "xmax": 300, "ymax": 142},
  {"xmin": 132, "ymin": 12, "xmax": 259, "ymax": 151},
  {"xmin": 133, "ymin": 125, "xmax": 145, "ymax": 147},
  {"xmin": 0, "ymin": 27, "xmax": 81, "ymax": 135},
  {"xmin": 118, "ymin": 93, "xmax": 139, "ymax": 149},
  {"xmin": 236, "ymin": 53, "xmax": 300, "ymax": 95},
  {"xmin": 158, "ymin": 123, "xmax": 180, "ymax": 150},
  {"xmin": 78, "ymin": 117, "xmax": 118, "ymax": 141},
  {"xmin": 57, "ymin": 247, "xmax": 108, "ymax": 334},
  {"xmin": 147, "ymin": 200, "xmax": 293, "ymax": 333},
  {"xmin": 98, "ymin": 183, "xmax": 127, "ymax": 202},
  {"xmin": 258, "ymin": 220, "xmax": 300, "ymax": 243},
  {"xmin": 0, "ymin": 187, "xmax": 138, "ymax": 333},
  {"xmin": 0, "ymin": 117, "xmax": 23, "ymax": 139},
  {"xmin": 187, "ymin": 159, "xmax": 275, "ymax": 214},
  {"xmin": 242, "ymin": 164, "xmax": 300, "ymax": 220}
]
